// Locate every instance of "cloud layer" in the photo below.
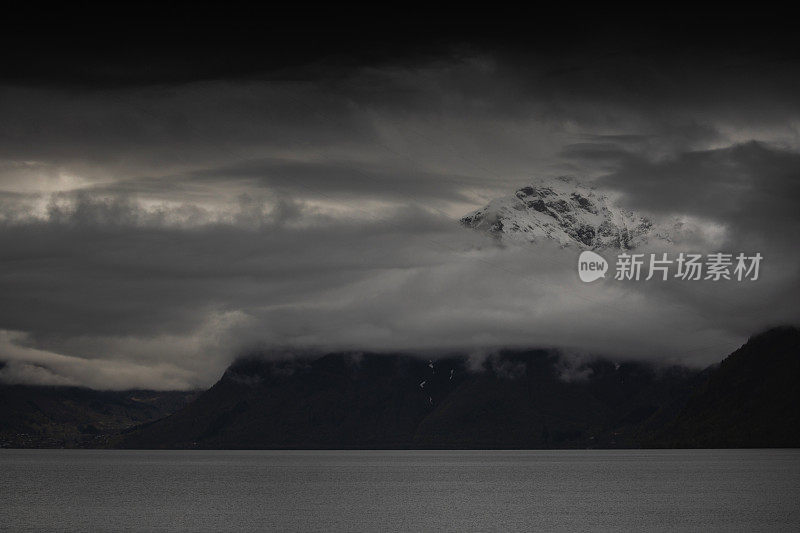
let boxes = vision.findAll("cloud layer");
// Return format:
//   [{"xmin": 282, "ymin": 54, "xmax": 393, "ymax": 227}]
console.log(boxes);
[{"xmin": 1, "ymin": 38, "xmax": 799, "ymax": 389}]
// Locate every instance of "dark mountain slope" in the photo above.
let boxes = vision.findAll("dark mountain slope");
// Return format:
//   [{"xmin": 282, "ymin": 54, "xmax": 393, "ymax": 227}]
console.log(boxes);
[
  {"xmin": 9, "ymin": 327, "xmax": 800, "ymax": 448},
  {"xmin": 648, "ymin": 326, "xmax": 800, "ymax": 448},
  {"xmin": 121, "ymin": 350, "xmax": 700, "ymax": 449},
  {"xmin": 8, "ymin": 327, "xmax": 798, "ymax": 449},
  {"xmin": 122, "ymin": 354, "xmax": 469, "ymax": 449},
  {"xmin": 414, "ymin": 354, "xmax": 700, "ymax": 448}
]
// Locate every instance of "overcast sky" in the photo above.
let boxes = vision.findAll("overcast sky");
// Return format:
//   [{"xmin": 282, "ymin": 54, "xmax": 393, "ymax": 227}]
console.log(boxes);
[{"xmin": 1, "ymin": 18, "xmax": 798, "ymax": 389}]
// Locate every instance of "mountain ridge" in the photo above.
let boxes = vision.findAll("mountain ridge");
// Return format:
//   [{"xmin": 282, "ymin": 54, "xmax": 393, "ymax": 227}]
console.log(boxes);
[
  {"xmin": 119, "ymin": 326, "xmax": 800, "ymax": 450},
  {"xmin": 4, "ymin": 327, "xmax": 796, "ymax": 449},
  {"xmin": 119, "ymin": 349, "xmax": 703, "ymax": 449}
]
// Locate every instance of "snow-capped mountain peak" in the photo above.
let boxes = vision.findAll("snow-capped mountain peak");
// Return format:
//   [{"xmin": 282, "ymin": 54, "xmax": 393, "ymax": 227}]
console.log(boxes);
[{"xmin": 460, "ymin": 177, "xmax": 665, "ymax": 249}]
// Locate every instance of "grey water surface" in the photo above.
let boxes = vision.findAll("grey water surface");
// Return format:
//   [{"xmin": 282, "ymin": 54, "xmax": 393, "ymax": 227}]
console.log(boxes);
[{"xmin": 1, "ymin": 449, "xmax": 798, "ymax": 532}]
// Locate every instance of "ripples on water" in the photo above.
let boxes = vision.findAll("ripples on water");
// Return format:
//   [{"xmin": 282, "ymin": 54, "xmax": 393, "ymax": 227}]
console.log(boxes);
[{"xmin": 1, "ymin": 449, "xmax": 798, "ymax": 532}]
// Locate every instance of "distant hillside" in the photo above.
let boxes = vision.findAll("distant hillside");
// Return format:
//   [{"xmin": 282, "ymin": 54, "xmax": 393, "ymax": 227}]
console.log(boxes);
[
  {"xmin": 0, "ymin": 385, "xmax": 199, "ymax": 448},
  {"xmin": 7, "ymin": 327, "xmax": 797, "ymax": 449},
  {"xmin": 646, "ymin": 326, "xmax": 800, "ymax": 448},
  {"xmin": 120, "ymin": 350, "xmax": 700, "ymax": 449}
]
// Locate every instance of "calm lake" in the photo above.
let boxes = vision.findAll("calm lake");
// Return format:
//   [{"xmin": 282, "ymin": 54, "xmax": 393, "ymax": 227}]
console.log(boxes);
[{"xmin": 1, "ymin": 449, "xmax": 798, "ymax": 531}]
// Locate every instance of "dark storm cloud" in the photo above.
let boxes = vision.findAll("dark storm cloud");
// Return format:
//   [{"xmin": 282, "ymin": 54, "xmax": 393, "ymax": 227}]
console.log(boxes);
[
  {"xmin": 598, "ymin": 142, "xmax": 800, "ymax": 246},
  {"xmin": 1, "ymin": 19, "xmax": 799, "ymax": 388},
  {"xmin": 0, "ymin": 83, "xmax": 378, "ymax": 171},
  {"xmin": 0, "ymin": 195, "xmax": 455, "ymax": 338}
]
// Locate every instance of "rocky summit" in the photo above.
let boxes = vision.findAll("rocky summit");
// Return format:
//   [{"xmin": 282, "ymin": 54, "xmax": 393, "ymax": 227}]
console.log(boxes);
[{"xmin": 461, "ymin": 177, "xmax": 671, "ymax": 249}]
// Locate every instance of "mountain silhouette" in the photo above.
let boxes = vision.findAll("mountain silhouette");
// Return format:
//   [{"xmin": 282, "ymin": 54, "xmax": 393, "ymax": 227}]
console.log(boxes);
[
  {"xmin": 5, "ymin": 327, "xmax": 796, "ymax": 449},
  {"xmin": 646, "ymin": 326, "xmax": 800, "ymax": 448},
  {"xmin": 120, "ymin": 350, "xmax": 701, "ymax": 449}
]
